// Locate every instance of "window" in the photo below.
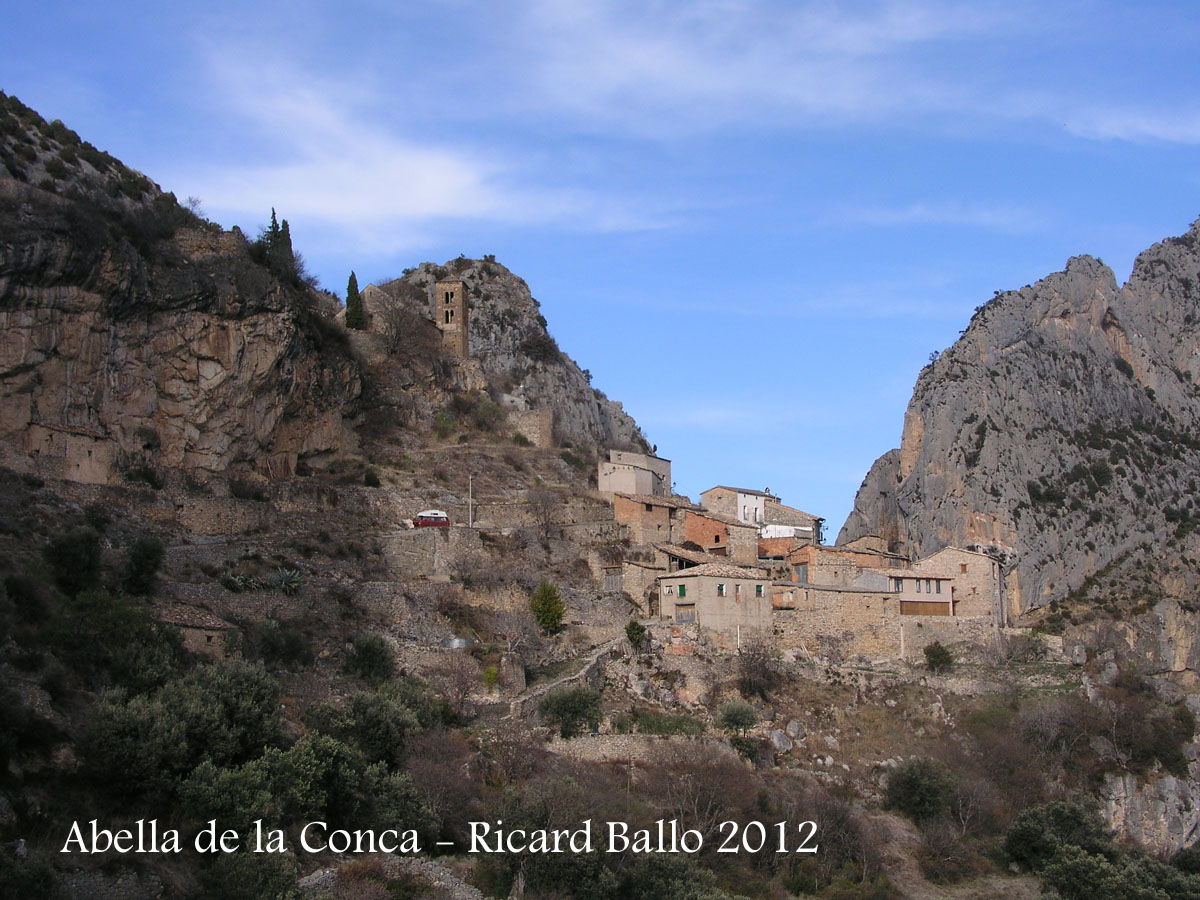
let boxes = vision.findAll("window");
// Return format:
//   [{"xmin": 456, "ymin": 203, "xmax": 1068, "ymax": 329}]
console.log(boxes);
[
  {"xmin": 916, "ymin": 580, "xmax": 922, "ymax": 593},
  {"xmin": 893, "ymin": 578, "xmax": 904, "ymax": 592},
  {"xmin": 717, "ymin": 583, "xmax": 726, "ymax": 597},
  {"xmin": 935, "ymin": 581, "xmax": 942, "ymax": 594},
  {"xmin": 675, "ymin": 604, "xmax": 696, "ymax": 624},
  {"xmin": 925, "ymin": 579, "xmax": 932, "ymax": 593},
  {"xmin": 755, "ymin": 584, "xmax": 764, "ymax": 597},
  {"xmin": 714, "ymin": 534, "xmax": 720, "ymax": 543},
  {"xmin": 678, "ymin": 584, "xmax": 686, "ymax": 598},
  {"xmin": 795, "ymin": 563, "xmax": 808, "ymax": 583},
  {"xmin": 445, "ymin": 309, "xmax": 454, "ymax": 323},
  {"xmin": 444, "ymin": 290, "xmax": 455, "ymax": 303},
  {"xmin": 645, "ymin": 503, "xmax": 654, "ymax": 511},
  {"xmin": 735, "ymin": 584, "xmax": 742, "ymax": 599},
  {"xmin": 960, "ymin": 563, "xmax": 968, "ymax": 574}
]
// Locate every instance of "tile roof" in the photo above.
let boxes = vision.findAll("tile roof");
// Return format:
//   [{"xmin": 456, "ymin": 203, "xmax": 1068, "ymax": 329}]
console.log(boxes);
[
  {"xmin": 688, "ymin": 508, "xmax": 758, "ymax": 529},
  {"xmin": 659, "ymin": 562, "xmax": 768, "ymax": 580},
  {"xmin": 702, "ymin": 485, "xmax": 774, "ymax": 498},
  {"xmin": 655, "ymin": 543, "xmax": 717, "ymax": 565},
  {"xmin": 615, "ymin": 493, "xmax": 701, "ymax": 510}
]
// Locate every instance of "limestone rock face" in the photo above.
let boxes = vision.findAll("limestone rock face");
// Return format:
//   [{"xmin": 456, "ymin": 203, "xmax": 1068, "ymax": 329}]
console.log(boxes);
[
  {"xmin": 1104, "ymin": 771, "xmax": 1200, "ymax": 856},
  {"xmin": 841, "ymin": 219, "xmax": 1200, "ymax": 612},
  {"xmin": 375, "ymin": 260, "xmax": 649, "ymax": 452},
  {"xmin": 0, "ymin": 180, "xmax": 361, "ymax": 484}
]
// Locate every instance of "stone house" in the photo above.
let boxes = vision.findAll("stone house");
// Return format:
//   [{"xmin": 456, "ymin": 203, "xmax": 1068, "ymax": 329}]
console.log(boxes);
[
  {"xmin": 700, "ymin": 485, "xmax": 774, "ymax": 526},
  {"xmin": 612, "ymin": 493, "xmax": 699, "ymax": 545},
  {"xmin": 155, "ymin": 603, "xmax": 234, "ymax": 659},
  {"xmin": 598, "ymin": 450, "xmax": 671, "ymax": 498},
  {"xmin": 782, "ymin": 542, "xmax": 908, "ymax": 587},
  {"xmin": 908, "ymin": 546, "xmax": 1005, "ymax": 621},
  {"xmin": 770, "ymin": 540, "xmax": 1005, "ymax": 662},
  {"xmin": 762, "ymin": 495, "xmax": 823, "ymax": 544},
  {"xmin": 657, "ymin": 563, "xmax": 772, "ymax": 646},
  {"xmin": 683, "ymin": 508, "xmax": 759, "ymax": 564}
]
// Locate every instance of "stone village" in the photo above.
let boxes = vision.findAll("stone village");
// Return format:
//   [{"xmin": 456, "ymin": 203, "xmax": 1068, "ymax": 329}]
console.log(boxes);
[{"xmin": 348, "ymin": 277, "xmax": 1012, "ymax": 666}]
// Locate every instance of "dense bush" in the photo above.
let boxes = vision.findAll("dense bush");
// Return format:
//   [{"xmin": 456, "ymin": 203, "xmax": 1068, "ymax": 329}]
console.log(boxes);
[
  {"xmin": 49, "ymin": 589, "xmax": 184, "ymax": 692},
  {"xmin": 1004, "ymin": 800, "xmax": 1113, "ymax": 872},
  {"xmin": 924, "ymin": 641, "xmax": 954, "ymax": 673},
  {"xmin": 43, "ymin": 526, "xmax": 101, "ymax": 596},
  {"xmin": 625, "ymin": 619, "xmax": 647, "ymax": 650},
  {"xmin": 884, "ymin": 758, "xmax": 953, "ymax": 824},
  {"xmin": 123, "ymin": 534, "xmax": 165, "ymax": 594},
  {"xmin": 344, "ymin": 632, "xmax": 395, "ymax": 684},
  {"xmin": 81, "ymin": 661, "xmax": 281, "ymax": 800},
  {"xmin": 718, "ymin": 701, "xmax": 758, "ymax": 736},
  {"xmin": 539, "ymin": 686, "xmax": 601, "ymax": 738},
  {"xmin": 243, "ymin": 618, "xmax": 313, "ymax": 670}
]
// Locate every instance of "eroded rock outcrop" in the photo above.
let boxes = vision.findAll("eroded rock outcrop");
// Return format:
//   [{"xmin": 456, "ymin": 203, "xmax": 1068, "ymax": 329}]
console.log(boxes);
[
  {"xmin": 373, "ymin": 260, "xmax": 649, "ymax": 452},
  {"xmin": 841, "ymin": 219, "xmax": 1200, "ymax": 613},
  {"xmin": 0, "ymin": 170, "xmax": 361, "ymax": 484}
]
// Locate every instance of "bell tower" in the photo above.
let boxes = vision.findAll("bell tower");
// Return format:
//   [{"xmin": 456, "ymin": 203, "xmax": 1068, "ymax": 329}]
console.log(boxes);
[{"xmin": 433, "ymin": 279, "xmax": 468, "ymax": 357}]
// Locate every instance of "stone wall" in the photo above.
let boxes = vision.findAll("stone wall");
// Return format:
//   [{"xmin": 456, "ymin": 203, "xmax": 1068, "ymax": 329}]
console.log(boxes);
[
  {"xmin": 898, "ymin": 615, "xmax": 999, "ymax": 660},
  {"xmin": 773, "ymin": 587, "xmax": 902, "ymax": 662},
  {"xmin": 508, "ymin": 408, "xmax": 554, "ymax": 449},
  {"xmin": 547, "ymin": 734, "xmax": 738, "ymax": 763},
  {"xmin": 772, "ymin": 583, "xmax": 1000, "ymax": 663}
]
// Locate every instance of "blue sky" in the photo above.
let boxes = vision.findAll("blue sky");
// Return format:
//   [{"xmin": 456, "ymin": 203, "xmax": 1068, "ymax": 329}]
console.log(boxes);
[{"xmin": 4, "ymin": 1, "xmax": 1199, "ymax": 530}]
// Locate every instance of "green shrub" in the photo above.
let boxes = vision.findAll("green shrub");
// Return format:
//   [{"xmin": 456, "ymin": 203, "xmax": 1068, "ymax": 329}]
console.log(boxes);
[
  {"xmin": 1004, "ymin": 800, "xmax": 1113, "ymax": 872},
  {"xmin": 884, "ymin": 758, "xmax": 953, "ymax": 823},
  {"xmin": 344, "ymin": 632, "xmax": 394, "ymax": 684},
  {"xmin": 625, "ymin": 619, "xmax": 647, "ymax": 650},
  {"xmin": 635, "ymin": 710, "xmax": 704, "ymax": 736},
  {"xmin": 245, "ymin": 618, "xmax": 312, "ymax": 669},
  {"xmin": 44, "ymin": 526, "xmax": 101, "ymax": 596},
  {"xmin": 123, "ymin": 534, "xmax": 165, "ymax": 594},
  {"xmin": 511, "ymin": 432, "xmax": 533, "ymax": 447},
  {"xmin": 538, "ymin": 686, "xmax": 601, "ymax": 738},
  {"xmin": 201, "ymin": 849, "xmax": 299, "ymax": 900},
  {"xmin": 50, "ymin": 589, "xmax": 184, "ymax": 692},
  {"xmin": 924, "ymin": 641, "xmax": 954, "ymax": 673},
  {"xmin": 530, "ymin": 581, "xmax": 565, "ymax": 633},
  {"xmin": 718, "ymin": 701, "xmax": 758, "ymax": 736}
]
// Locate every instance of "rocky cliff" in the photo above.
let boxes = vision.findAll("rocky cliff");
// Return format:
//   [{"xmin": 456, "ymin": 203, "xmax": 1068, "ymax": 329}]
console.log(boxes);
[
  {"xmin": 0, "ymin": 94, "xmax": 362, "ymax": 486},
  {"xmin": 840, "ymin": 217, "xmax": 1200, "ymax": 613},
  {"xmin": 0, "ymin": 92, "xmax": 650, "ymax": 492}
]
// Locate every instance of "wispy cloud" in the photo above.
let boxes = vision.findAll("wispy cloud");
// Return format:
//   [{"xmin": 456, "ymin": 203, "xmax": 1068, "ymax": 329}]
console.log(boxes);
[
  {"xmin": 1064, "ymin": 108, "xmax": 1200, "ymax": 144},
  {"xmin": 838, "ymin": 201, "xmax": 1046, "ymax": 233},
  {"xmin": 165, "ymin": 43, "xmax": 675, "ymax": 251},
  {"xmin": 509, "ymin": 0, "xmax": 1007, "ymax": 133}
]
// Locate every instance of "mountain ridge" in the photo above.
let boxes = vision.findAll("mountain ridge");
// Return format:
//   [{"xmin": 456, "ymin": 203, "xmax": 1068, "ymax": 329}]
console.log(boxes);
[{"xmin": 841, "ymin": 216, "xmax": 1200, "ymax": 613}]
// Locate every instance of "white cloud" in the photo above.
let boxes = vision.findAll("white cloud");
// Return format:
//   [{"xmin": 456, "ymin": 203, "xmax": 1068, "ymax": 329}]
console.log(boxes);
[{"xmin": 165, "ymin": 43, "xmax": 675, "ymax": 251}]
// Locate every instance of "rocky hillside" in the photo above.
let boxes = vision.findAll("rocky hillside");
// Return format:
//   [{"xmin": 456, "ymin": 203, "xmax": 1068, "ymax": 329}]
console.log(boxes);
[
  {"xmin": 840, "ymin": 217, "xmax": 1200, "ymax": 613},
  {"xmin": 0, "ymin": 92, "xmax": 362, "ymax": 486},
  {"xmin": 0, "ymin": 91, "xmax": 648, "ymax": 496},
  {"xmin": 372, "ymin": 260, "xmax": 648, "ymax": 452}
]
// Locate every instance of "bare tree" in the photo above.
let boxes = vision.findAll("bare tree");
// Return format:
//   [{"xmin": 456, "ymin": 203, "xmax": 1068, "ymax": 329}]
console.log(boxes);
[
  {"xmin": 527, "ymin": 489, "xmax": 558, "ymax": 549},
  {"xmin": 429, "ymin": 652, "xmax": 480, "ymax": 719}
]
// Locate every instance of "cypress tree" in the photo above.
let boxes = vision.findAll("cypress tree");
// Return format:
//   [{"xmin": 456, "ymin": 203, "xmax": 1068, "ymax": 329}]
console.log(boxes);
[{"xmin": 345, "ymin": 271, "xmax": 365, "ymax": 329}]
